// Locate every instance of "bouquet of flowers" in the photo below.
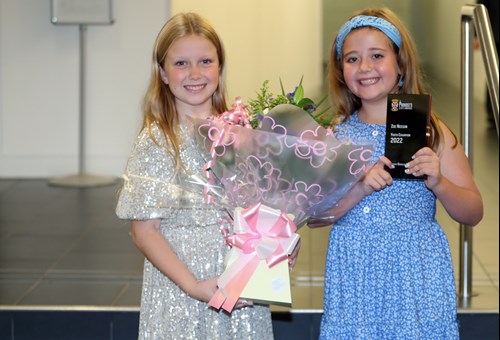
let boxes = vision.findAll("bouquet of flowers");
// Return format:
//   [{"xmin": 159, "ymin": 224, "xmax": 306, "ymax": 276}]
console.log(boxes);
[
  {"xmin": 191, "ymin": 79, "xmax": 374, "ymax": 312},
  {"xmin": 246, "ymin": 77, "xmax": 333, "ymax": 129}
]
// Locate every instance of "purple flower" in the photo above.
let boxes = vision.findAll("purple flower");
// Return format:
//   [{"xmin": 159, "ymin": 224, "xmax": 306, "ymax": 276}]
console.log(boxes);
[{"xmin": 305, "ymin": 104, "xmax": 316, "ymax": 112}]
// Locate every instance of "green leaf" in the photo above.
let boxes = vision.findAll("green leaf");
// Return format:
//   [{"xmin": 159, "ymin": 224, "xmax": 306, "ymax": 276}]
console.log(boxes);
[
  {"xmin": 293, "ymin": 84, "xmax": 304, "ymax": 103},
  {"xmin": 298, "ymin": 75, "xmax": 304, "ymax": 87},
  {"xmin": 279, "ymin": 78, "xmax": 286, "ymax": 96},
  {"xmin": 297, "ymin": 98, "xmax": 314, "ymax": 108},
  {"xmin": 313, "ymin": 106, "xmax": 332, "ymax": 119},
  {"xmin": 315, "ymin": 95, "xmax": 328, "ymax": 107}
]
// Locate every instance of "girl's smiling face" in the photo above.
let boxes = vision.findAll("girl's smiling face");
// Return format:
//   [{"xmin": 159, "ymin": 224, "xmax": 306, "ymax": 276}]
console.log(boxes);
[
  {"xmin": 341, "ymin": 27, "xmax": 400, "ymax": 106},
  {"xmin": 160, "ymin": 34, "xmax": 220, "ymax": 119}
]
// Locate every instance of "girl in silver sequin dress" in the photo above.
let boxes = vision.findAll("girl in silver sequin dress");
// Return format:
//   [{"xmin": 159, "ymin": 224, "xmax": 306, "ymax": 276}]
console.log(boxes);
[
  {"xmin": 116, "ymin": 13, "xmax": 274, "ymax": 339},
  {"xmin": 308, "ymin": 7, "xmax": 483, "ymax": 339}
]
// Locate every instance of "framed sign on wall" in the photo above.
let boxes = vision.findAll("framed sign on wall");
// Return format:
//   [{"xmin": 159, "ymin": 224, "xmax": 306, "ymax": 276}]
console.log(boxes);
[
  {"xmin": 48, "ymin": 0, "xmax": 116, "ymax": 187},
  {"xmin": 51, "ymin": 0, "xmax": 114, "ymax": 25}
]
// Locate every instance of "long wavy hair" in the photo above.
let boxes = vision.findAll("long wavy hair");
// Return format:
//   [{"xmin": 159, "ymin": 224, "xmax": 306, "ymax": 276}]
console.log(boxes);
[
  {"xmin": 328, "ymin": 7, "xmax": 455, "ymax": 154},
  {"xmin": 141, "ymin": 12, "xmax": 228, "ymax": 168}
]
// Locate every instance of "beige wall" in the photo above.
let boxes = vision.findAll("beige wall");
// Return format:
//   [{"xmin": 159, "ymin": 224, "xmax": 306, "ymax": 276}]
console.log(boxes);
[{"xmin": 172, "ymin": 0, "xmax": 323, "ymax": 104}]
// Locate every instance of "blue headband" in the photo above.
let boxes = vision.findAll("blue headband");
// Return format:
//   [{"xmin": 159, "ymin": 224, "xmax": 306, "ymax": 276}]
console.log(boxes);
[{"xmin": 336, "ymin": 15, "xmax": 402, "ymax": 59}]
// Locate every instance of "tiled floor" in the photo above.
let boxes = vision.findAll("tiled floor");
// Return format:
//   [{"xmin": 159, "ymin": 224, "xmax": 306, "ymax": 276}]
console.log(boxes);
[{"xmin": 0, "ymin": 78, "xmax": 498, "ymax": 315}]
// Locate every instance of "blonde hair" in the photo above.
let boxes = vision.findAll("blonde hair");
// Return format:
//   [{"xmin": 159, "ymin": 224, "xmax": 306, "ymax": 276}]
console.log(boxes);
[
  {"xmin": 142, "ymin": 12, "xmax": 228, "ymax": 168},
  {"xmin": 328, "ymin": 7, "xmax": 455, "ymax": 154}
]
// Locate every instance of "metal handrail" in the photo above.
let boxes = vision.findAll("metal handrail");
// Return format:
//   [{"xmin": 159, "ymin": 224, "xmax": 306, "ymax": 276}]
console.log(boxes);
[
  {"xmin": 459, "ymin": 4, "xmax": 499, "ymax": 307},
  {"xmin": 473, "ymin": 5, "xmax": 499, "ymax": 135}
]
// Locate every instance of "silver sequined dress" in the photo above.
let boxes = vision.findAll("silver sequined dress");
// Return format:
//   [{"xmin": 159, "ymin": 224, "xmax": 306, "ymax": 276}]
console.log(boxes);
[{"xmin": 116, "ymin": 124, "xmax": 273, "ymax": 340}]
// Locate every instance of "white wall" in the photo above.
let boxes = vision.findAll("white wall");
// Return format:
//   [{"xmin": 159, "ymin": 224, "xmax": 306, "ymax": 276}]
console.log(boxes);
[
  {"xmin": 0, "ymin": 0, "xmax": 488, "ymax": 178},
  {"xmin": 0, "ymin": 0, "xmax": 169, "ymax": 178}
]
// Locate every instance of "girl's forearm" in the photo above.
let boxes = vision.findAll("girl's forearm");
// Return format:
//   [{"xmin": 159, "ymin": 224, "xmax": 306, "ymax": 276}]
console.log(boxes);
[
  {"xmin": 131, "ymin": 220, "xmax": 198, "ymax": 294},
  {"xmin": 432, "ymin": 176, "xmax": 484, "ymax": 226},
  {"xmin": 307, "ymin": 182, "xmax": 366, "ymax": 228}
]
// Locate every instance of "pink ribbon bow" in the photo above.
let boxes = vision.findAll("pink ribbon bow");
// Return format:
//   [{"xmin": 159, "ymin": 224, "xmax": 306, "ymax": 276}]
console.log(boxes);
[
  {"xmin": 209, "ymin": 203, "xmax": 299, "ymax": 312},
  {"xmin": 214, "ymin": 97, "xmax": 252, "ymax": 128},
  {"xmin": 201, "ymin": 97, "xmax": 252, "ymax": 203}
]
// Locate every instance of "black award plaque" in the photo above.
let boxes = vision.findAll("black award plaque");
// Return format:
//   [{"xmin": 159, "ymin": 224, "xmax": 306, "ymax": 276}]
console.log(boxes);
[{"xmin": 384, "ymin": 94, "xmax": 431, "ymax": 180}]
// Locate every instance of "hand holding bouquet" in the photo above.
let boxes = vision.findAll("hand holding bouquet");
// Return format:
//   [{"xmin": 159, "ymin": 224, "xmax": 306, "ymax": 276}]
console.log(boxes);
[{"xmin": 191, "ymin": 79, "xmax": 374, "ymax": 311}]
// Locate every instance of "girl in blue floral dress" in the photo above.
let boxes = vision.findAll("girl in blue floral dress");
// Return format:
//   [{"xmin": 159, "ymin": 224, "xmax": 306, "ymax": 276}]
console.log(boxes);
[{"xmin": 308, "ymin": 7, "xmax": 483, "ymax": 339}]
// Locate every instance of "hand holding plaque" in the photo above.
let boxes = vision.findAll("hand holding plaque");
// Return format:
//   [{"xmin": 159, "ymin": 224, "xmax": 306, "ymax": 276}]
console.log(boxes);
[{"xmin": 384, "ymin": 94, "xmax": 431, "ymax": 180}]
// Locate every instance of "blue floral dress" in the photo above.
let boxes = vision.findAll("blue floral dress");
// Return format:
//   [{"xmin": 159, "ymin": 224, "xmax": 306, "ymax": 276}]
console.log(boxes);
[{"xmin": 320, "ymin": 113, "xmax": 459, "ymax": 339}]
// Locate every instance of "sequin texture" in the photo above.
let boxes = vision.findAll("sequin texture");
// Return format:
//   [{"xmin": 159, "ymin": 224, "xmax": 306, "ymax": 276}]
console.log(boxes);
[
  {"xmin": 116, "ymin": 124, "xmax": 273, "ymax": 340},
  {"xmin": 320, "ymin": 113, "xmax": 459, "ymax": 339}
]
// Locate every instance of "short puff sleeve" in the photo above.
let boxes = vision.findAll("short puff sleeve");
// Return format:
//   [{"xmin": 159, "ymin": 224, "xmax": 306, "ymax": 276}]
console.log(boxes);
[{"xmin": 116, "ymin": 126, "xmax": 201, "ymax": 221}]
